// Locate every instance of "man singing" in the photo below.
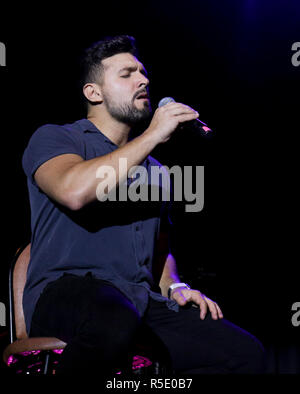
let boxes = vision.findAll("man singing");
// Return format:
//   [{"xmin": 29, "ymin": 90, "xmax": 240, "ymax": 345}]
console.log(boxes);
[{"xmin": 22, "ymin": 35, "xmax": 265, "ymax": 374}]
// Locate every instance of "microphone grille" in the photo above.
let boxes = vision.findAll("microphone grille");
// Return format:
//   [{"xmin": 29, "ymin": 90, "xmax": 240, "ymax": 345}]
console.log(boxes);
[{"xmin": 158, "ymin": 97, "xmax": 175, "ymax": 107}]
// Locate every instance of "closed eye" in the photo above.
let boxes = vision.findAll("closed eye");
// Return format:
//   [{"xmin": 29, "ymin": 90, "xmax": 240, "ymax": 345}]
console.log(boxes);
[{"xmin": 118, "ymin": 66, "xmax": 148, "ymax": 79}]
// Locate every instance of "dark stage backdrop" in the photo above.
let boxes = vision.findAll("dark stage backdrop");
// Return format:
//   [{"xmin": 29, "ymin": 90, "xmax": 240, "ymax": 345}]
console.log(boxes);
[{"xmin": 0, "ymin": 0, "xmax": 299, "ymax": 378}]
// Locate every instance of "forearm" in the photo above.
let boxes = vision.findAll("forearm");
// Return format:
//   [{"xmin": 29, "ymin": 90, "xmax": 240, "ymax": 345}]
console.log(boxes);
[
  {"xmin": 158, "ymin": 253, "xmax": 181, "ymax": 298},
  {"xmin": 58, "ymin": 128, "xmax": 158, "ymax": 209},
  {"xmin": 35, "ymin": 102, "xmax": 200, "ymax": 210}
]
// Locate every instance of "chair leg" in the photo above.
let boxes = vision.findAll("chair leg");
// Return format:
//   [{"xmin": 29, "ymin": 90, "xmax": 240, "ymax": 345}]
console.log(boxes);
[{"xmin": 43, "ymin": 352, "xmax": 50, "ymax": 375}]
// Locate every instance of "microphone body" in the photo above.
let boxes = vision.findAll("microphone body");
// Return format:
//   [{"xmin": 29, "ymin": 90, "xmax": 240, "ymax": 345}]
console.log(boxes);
[{"xmin": 158, "ymin": 97, "xmax": 213, "ymax": 138}]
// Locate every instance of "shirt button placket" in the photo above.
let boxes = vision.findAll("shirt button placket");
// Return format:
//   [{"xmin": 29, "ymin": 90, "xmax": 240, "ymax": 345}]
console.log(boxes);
[{"xmin": 134, "ymin": 221, "xmax": 144, "ymax": 266}]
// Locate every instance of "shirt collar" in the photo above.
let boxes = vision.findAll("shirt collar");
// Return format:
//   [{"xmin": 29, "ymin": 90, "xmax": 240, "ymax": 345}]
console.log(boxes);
[{"xmin": 77, "ymin": 118, "xmax": 117, "ymax": 146}]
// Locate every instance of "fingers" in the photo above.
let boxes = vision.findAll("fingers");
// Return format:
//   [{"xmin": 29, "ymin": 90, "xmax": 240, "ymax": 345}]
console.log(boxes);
[
  {"xmin": 214, "ymin": 302, "xmax": 224, "ymax": 319},
  {"xmin": 169, "ymin": 103, "xmax": 199, "ymax": 125},
  {"xmin": 161, "ymin": 102, "xmax": 199, "ymax": 120},
  {"xmin": 203, "ymin": 295, "xmax": 223, "ymax": 320},
  {"xmin": 177, "ymin": 112, "xmax": 200, "ymax": 124},
  {"xmin": 194, "ymin": 292, "xmax": 208, "ymax": 320},
  {"xmin": 149, "ymin": 102, "xmax": 199, "ymax": 144},
  {"xmin": 172, "ymin": 288, "xmax": 223, "ymax": 320}
]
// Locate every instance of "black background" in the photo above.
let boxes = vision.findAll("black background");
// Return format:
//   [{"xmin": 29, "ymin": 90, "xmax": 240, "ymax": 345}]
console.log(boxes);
[{"xmin": 0, "ymin": 0, "xmax": 299, "ymax": 378}]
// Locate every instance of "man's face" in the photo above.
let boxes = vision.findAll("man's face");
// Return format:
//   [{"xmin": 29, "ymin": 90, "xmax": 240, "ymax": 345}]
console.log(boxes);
[{"xmin": 99, "ymin": 52, "xmax": 152, "ymax": 125}]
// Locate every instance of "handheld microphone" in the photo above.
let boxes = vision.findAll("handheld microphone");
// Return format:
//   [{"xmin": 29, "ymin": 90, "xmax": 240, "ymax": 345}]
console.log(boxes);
[{"xmin": 158, "ymin": 97, "xmax": 213, "ymax": 138}]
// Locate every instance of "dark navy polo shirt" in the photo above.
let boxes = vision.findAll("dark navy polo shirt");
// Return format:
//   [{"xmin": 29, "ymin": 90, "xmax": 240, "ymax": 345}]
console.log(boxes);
[{"xmin": 22, "ymin": 118, "xmax": 179, "ymax": 333}]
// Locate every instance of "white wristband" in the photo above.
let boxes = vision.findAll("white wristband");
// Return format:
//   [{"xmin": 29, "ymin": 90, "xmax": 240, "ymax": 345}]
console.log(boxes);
[{"xmin": 168, "ymin": 282, "xmax": 190, "ymax": 299}]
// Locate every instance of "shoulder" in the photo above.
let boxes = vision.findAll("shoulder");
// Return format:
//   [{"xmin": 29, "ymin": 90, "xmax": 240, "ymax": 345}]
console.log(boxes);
[
  {"xmin": 23, "ymin": 120, "xmax": 86, "ymax": 156},
  {"xmin": 30, "ymin": 120, "xmax": 84, "ymax": 142},
  {"xmin": 22, "ymin": 120, "xmax": 86, "ymax": 178}
]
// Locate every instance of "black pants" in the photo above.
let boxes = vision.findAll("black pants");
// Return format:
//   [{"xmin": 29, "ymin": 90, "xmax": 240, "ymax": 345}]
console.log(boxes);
[{"xmin": 30, "ymin": 273, "xmax": 266, "ymax": 375}]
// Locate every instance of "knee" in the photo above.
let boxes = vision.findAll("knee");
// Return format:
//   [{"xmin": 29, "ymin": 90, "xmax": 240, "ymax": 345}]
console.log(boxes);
[
  {"xmin": 245, "ymin": 336, "xmax": 266, "ymax": 373},
  {"xmin": 233, "ymin": 334, "xmax": 266, "ymax": 374}
]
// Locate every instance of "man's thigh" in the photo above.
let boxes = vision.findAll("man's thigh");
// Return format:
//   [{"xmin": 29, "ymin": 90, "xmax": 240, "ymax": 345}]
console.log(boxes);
[
  {"xmin": 144, "ymin": 298, "xmax": 265, "ymax": 373},
  {"xmin": 30, "ymin": 273, "xmax": 138, "ymax": 343}
]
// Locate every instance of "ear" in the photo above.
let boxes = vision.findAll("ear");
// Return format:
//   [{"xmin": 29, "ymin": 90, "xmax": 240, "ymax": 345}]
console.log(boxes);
[{"xmin": 82, "ymin": 83, "xmax": 103, "ymax": 104}]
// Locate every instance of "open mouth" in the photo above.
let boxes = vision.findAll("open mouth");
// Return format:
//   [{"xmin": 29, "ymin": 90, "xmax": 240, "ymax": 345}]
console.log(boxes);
[{"xmin": 135, "ymin": 92, "xmax": 149, "ymax": 100}]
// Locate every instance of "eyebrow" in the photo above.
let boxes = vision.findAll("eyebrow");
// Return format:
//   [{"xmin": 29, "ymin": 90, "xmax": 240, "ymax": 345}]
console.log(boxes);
[{"xmin": 118, "ymin": 65, "xmax": 148, "ymax": 76}]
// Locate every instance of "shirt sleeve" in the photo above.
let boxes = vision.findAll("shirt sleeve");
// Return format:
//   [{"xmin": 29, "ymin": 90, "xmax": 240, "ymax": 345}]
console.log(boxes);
[{"xmin": 22, "ymin": 124, "xmax": 84, "ymax": 184}]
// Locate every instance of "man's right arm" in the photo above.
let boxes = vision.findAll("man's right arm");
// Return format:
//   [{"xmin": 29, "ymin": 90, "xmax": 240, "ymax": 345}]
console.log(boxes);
[{"xmin": 34, "ymin": 102, "xmax": 199, "ymax": 210}]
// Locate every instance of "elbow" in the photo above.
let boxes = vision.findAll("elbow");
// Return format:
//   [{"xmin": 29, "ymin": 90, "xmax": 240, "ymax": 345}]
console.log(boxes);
[
  {"xmin": 65, "ymin": 197, "xmax": 84, "ymax": 211},
  {"xmin": 60, "ymin": 189, "xmax": 86, "ymax": 211}
]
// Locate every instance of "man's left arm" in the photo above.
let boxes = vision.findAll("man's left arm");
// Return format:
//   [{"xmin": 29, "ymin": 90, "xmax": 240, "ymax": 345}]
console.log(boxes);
[{"xmin": 156, "ymin": 232, "xmax": 223, "ymax": 320}]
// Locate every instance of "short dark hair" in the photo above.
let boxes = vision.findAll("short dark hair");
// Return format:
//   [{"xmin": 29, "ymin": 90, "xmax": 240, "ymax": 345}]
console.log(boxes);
[{"xmin": 79, "ymin": 35, "xmax": 138, "ymax": 88}]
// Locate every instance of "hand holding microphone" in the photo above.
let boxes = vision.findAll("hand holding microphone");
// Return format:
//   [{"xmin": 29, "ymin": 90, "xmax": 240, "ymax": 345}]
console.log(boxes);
[
  {"xmin": 158, "ymin": 97, "xmax": 213, "ymax": 138},
  {"xmin": 145, "ymin": 97, "xmax": 213, "ymax": 145}
]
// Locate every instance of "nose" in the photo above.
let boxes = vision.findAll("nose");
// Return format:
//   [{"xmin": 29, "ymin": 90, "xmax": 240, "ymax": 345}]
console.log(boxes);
[{"xmin": 137, "ymin": 73, "xmax": 149, "ymax": 88}]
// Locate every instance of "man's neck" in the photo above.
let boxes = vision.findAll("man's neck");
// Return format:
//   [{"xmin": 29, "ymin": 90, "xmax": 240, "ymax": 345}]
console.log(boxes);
[{"xmin": 87, "ymin": 113, "xmax": 131, "ymax": 147}]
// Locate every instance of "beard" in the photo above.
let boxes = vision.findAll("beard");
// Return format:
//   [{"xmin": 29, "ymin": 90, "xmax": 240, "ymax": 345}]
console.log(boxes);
[{"xmin": 102, "ymin": 91, "xmax": 152, "ymax": 126}]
